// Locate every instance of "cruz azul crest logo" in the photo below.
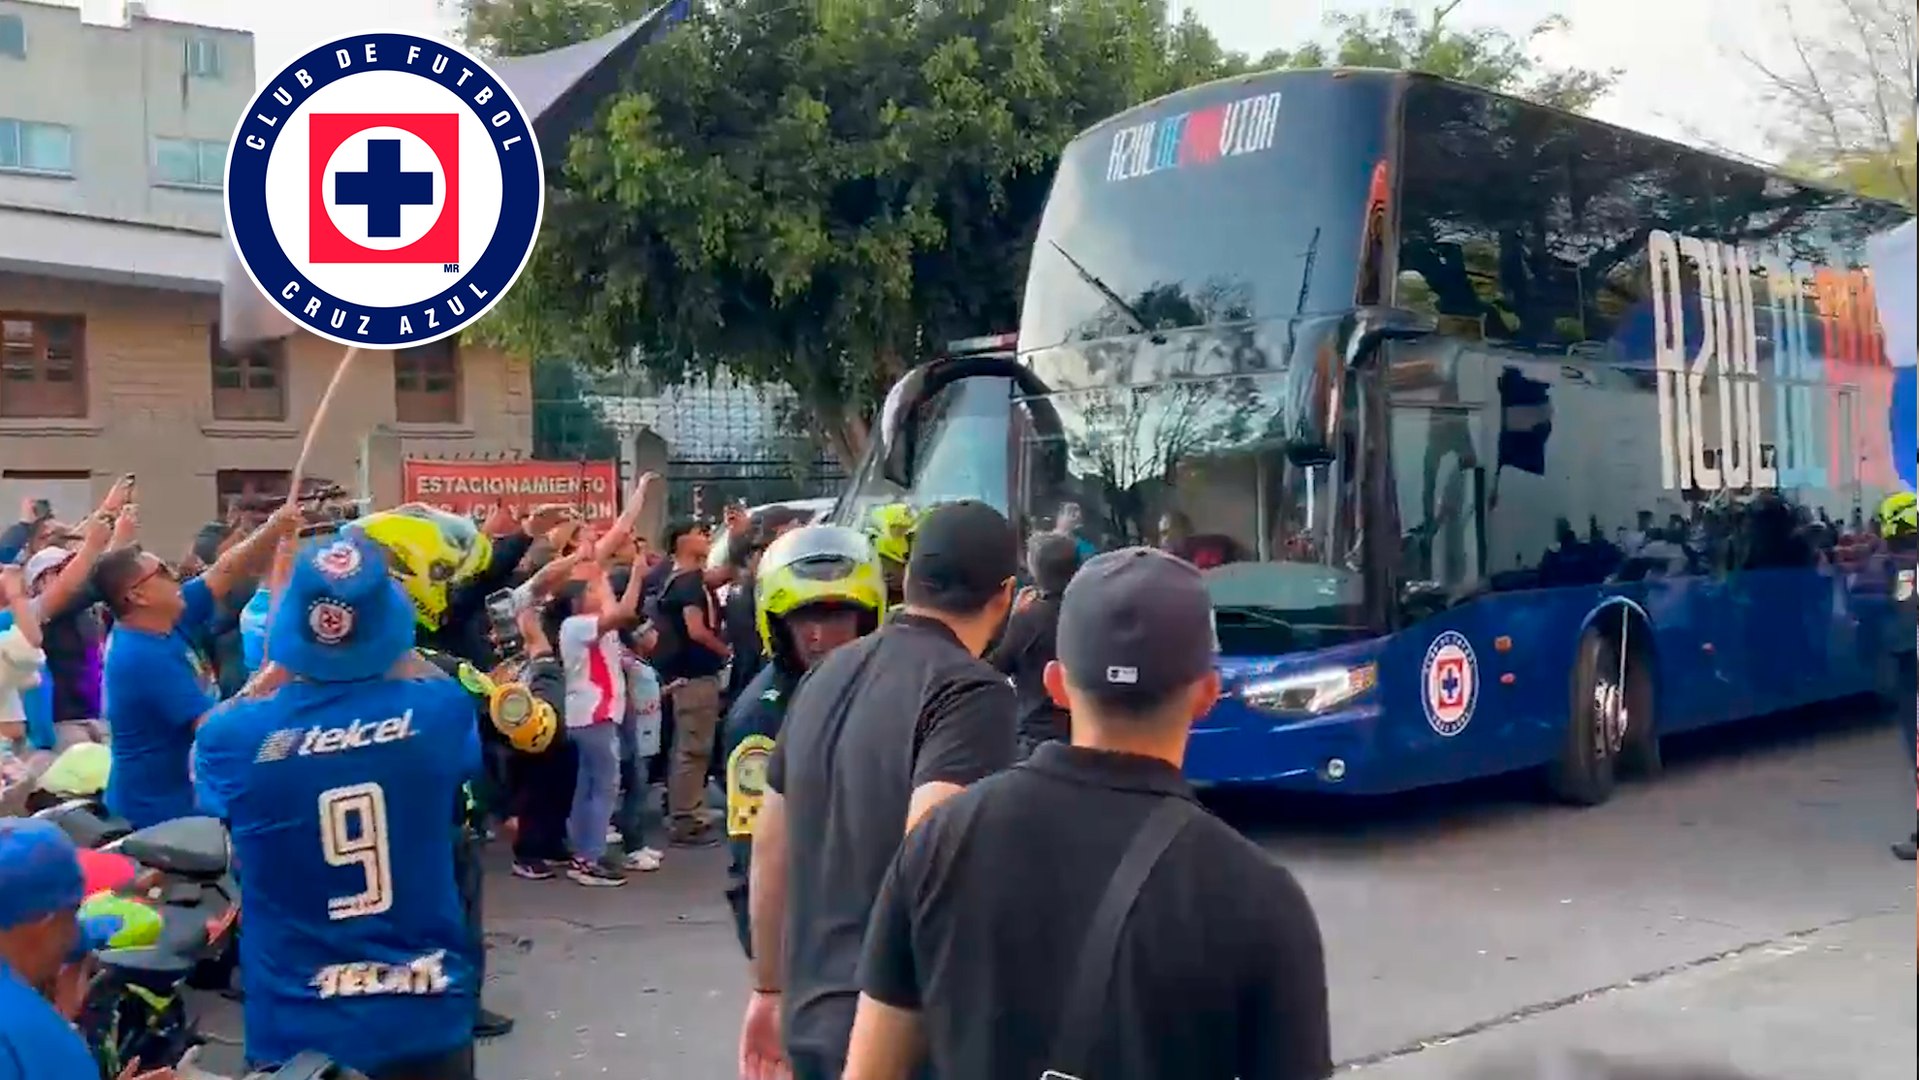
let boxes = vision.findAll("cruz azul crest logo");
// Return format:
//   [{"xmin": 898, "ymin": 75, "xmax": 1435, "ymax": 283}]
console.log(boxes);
[{"xmin": 225, "ymin": 33, "xmax": 544, "ymax": 348}]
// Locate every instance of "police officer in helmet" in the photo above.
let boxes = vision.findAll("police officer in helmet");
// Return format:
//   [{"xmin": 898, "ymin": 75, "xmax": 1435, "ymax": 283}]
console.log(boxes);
[{"xmin": 722, "ymin": 525, "xmax": 887, "ymax": 952}]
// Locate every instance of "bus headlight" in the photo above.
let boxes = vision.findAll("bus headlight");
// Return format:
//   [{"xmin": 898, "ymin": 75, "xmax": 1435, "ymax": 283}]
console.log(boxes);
[{"xmin": 1237, "ymin": 663, "xmax": 1376, "ymax": 717}]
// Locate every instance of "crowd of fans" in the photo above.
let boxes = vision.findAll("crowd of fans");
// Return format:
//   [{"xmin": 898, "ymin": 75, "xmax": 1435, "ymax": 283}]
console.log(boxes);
[{"xmin": 0, "ymin": 475, "xmax": 831, "ymax": 886}]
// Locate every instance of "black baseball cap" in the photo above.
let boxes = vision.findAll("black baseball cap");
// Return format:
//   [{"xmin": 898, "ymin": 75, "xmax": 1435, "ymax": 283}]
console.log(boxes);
[
  {"xmin": 1057, "ymin": 547, "xmax": 1217, "ymax": 702},
  {"xmin": 906, "ymin": 501, "xmax": 1019, "ymax": 608}
]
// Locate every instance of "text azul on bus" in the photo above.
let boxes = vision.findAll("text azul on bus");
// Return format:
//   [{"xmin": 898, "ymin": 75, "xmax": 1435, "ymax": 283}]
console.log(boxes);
[
  {"xmin": 1106, "ymin": 90, "xmax": 1283, "ymax": 183},
  {"xmin": 1648, "ymin": 229, "xmax": 1893, "ymax": 494}
]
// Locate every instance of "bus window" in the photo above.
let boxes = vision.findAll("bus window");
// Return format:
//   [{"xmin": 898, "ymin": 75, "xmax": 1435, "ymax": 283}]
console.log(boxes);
[
  {"xmin": 1396, "ymin": 82, "xmax": 1587, "ymax": 354},
  {"xmin": 834, "ymin": 376, "xmax": 1018, "ymax": 528},
  {"xmin": 1390, "ymin": 403, "xmax": 1486, "ymax": 613}
]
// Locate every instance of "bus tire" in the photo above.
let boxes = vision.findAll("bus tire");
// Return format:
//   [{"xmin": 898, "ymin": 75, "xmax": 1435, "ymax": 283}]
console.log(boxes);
[
  {"xmin": 1615, "ymin": 621, "xmax": 1660, "ymax": 780},
  {"xmin": 1547, "ymin": 630, "xmax": 1620, "ymax": 806}
]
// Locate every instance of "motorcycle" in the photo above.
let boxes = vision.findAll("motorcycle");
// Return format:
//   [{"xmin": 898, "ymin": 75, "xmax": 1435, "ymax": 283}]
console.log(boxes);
[
  {"xmin": 31, "ymin": 794, "xmax": 133, "ymax": 848},
  {"xmin": 71, "ymin": 816, "xmax": 241, "ymax": 1078},
  {"xmin": 178, "ymin": 1049, "xmax": 372, "ymax": 1080}
]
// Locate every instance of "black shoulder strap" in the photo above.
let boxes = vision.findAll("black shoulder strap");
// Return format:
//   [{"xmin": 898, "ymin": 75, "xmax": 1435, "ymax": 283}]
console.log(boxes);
[{"xmin": 1045, "ymin": 797, "xmax": 1200, "ymax": 1077}]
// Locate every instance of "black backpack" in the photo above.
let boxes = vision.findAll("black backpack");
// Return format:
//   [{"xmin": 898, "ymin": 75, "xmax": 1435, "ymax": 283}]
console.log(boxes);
[{"xmin": 643, "ymin": 568, "xmax": 697, "ymax": 664}]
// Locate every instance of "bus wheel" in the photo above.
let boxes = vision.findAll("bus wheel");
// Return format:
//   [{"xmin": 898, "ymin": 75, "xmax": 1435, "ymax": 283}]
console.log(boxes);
[
  {"xmin": 1615, "ymin": 623, "xmax": 1660, "ymax": 780},
  {"xmin": 1547, "ymin": 630, "xmax": 1621, "ymax": 806}
]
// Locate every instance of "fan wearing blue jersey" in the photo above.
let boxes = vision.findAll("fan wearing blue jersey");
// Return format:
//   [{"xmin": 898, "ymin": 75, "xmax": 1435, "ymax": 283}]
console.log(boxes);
[{"xmin": 194, "ymin": 533, "xmax": 481, "ymax": 1080}]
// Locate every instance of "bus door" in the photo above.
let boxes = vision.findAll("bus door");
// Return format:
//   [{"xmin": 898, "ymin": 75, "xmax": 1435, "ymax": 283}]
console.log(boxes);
[{"xmin": 1387, "ymin": 401, "xmax": 1523, "ymax": 772}]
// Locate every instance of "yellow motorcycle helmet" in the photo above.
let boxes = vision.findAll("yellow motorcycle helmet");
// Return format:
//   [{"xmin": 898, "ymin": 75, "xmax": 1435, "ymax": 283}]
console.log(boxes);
[
  {"xmin": 456, "ymin": 661, "xmax": 558, "ymax": 754},
  {"xmin": 866, "ymin": 502, "xmax": 919, "ymax": 567},
  {"xmin": 1879, "ymin": 491, "xmax": 1917, "ymax": 540},
  {"xmin": 755, "ymin": 524, "xmax": 887, "ymax": 664},
  {"xmin": 349, "ymin": 504, "xmax": 492, "ymax": 629}
]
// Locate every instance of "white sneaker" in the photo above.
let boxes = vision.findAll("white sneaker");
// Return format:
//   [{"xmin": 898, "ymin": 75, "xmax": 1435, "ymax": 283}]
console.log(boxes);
[
  {"xmin": 606, "ymin": 826, "xmax": 624, "ymax": 845},
  {"xmin": 623, "ymin": 847, "xmax": 663, "ymax": 872}
]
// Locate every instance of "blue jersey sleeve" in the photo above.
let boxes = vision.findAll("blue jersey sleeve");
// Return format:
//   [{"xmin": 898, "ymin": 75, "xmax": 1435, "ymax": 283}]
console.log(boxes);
[{"xmin": 180, "ymin": 575, "xmax": 216, "ymax": 634}]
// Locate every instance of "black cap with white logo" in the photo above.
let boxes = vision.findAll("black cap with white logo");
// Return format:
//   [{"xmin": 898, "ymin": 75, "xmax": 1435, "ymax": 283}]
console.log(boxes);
[{"xmin": 1056, "ymin": 546, "xmax": 1216, "ymax": 700}]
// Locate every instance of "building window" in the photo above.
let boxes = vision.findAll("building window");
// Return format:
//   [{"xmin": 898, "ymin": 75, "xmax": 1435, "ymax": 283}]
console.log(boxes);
[
  {"xmin": 209, "ymin": 324, "xmax": 287, "ymax": 421},
  {"xmin": 0, "ymin": 314, "xmax": 86, "ymax": 419},
  {"xmin": 215, "ymin": 470, "xmax": 290, "ymax": 517},
  {"xmin": 185, "ymin": 36, "xmax": 223, "ymax": 78},
  {"xmin": 154, "ymin": 137, "xmax": 226, "ymax": 189},
  {"xmin": 0, "ymin": 15, "xmax": 26, "ymax": 59},
  {"xmin": 394, "ymin": 339, "xmax": 461, "ymax": 424},
  {"xmin": 0, "ymin": 118, "xmax": 74, "ymax": 175}
]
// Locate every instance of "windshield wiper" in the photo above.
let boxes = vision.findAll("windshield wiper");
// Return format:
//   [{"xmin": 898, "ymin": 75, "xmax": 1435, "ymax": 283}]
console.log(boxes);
[
  {"xmin": 1212, "ymin": 605, "xmax": 1297, "ymax": 632},
  {"xmin": 1048, "ymin": 241, "xmax": 1152, "ymax": 337}
]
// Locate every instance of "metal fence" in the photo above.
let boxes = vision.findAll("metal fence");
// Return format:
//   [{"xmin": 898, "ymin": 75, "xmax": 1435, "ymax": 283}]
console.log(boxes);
[{"xmin": 532, "ymin": 357, "xmax": 847, "ymax": 522}]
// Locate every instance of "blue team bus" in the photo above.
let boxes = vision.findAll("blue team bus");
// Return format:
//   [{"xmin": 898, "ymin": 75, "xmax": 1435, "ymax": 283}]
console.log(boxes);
[{"xmin": 829, "ymin": 69, "xmax": 1916, "ymax": 803}]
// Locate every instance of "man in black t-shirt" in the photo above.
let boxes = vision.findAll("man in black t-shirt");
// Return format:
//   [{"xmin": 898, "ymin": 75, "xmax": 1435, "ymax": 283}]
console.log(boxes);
[
  {"xmin": 989, "ymin": 532, "xmax": 1082, "ymax": 756},
  {"xmin": 845, "ymin": 548, "xmax": 1331, "ymax": 1080},
  {"xmin": 656, "ymin": 519, "xmax": 731, "ymax": 847},
  {"xmin": 741, "ymin": 502, "xmax": 1019, "ymax": 1080}
]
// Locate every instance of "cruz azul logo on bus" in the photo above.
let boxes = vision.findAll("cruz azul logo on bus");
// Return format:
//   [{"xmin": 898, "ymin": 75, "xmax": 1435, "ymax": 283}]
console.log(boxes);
[
  {"xmin": 1646, "ymin": 228, "xmax": 1896, "ymax": 494},
  {"xmin": 1105, "ymin": 90, "xmax": 1282, "ymax": 183},
  {"xmin": 1421, "ymin": 631, "xmax": 1477, "ymax": 738},
  {"xmin": 225, "ymin": 33, "xmax": 545, "ymax": 349}
]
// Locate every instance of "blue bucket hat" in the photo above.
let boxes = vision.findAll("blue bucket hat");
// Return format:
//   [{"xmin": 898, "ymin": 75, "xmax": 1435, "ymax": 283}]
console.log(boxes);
[
  {"xmin": 266, "ymin": 533, "xmax": 416, "ymax": 682},
  {"xmin": 0, "ymin": 818, "xmax": 84, "ymax": 931}
]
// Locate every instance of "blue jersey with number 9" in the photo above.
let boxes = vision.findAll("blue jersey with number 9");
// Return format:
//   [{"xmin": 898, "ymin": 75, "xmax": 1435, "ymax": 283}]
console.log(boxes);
[{"xmin": 193, "ymin": 674, "xmax": 481, "ymax": 1072}]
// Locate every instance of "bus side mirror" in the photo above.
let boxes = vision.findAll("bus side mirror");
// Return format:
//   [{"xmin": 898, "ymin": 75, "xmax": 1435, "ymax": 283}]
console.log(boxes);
[
  {"xmin": 1347, "ymin": 305, "xmax": 1438, "ymax": 364},
  {"xmin": 876, "ymin": 367, "xmax": 931, "ymax": 488}
]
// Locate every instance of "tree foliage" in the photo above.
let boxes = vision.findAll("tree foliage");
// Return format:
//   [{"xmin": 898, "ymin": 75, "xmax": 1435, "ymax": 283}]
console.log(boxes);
[
  {"xmin": 475, "ymin": 0, "xmax": 1618, "ymax": 462},
  {"xmin": 1745, "ymin": 0, "xmax": 1917, "ymax": 207},
  {"xmin": 460, "ymin": 0, "xmax": 662, "ymax": 56},
  {"xmin": 1261, "ymin": 0, "xmax": 1617, "ymax": 113}
]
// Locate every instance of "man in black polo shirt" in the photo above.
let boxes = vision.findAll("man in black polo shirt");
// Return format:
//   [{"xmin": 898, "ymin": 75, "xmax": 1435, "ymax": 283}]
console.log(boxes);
[
  {"xmin": 742, "ymin": 501, "xmax": 1019, "ymax": 1080},
  {"xmin": 844, "ymin": 547, "xmax": 1332, "ymax": 1080}
]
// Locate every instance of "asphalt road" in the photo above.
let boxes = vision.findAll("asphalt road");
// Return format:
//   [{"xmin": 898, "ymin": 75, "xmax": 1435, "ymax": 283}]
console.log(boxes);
[{"xmin": 194, "ymin": 702, "xmax": 1917, "ymax": 1079}]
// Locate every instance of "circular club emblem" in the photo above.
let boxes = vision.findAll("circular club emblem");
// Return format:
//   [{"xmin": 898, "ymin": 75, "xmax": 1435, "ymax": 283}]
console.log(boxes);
[
  {"xmin": 225, "ymin": 33, "xmax": 544, "ymax": 348},
  {"xmin": 313, "ymin": 540, "xmax": 363, "ymax": 579},
  {"xmin": 308, "ymin": 599, "xmax": 356, "ymax": 645},
  {"xmin": 1421, "ymin": 630, "xmax": 1478, "ymax": 737}
]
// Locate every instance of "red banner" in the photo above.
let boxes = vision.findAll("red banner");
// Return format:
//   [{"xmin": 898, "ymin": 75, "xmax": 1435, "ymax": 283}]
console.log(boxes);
[{"xmin": 401, "ymin": 459, "xmax": 621, "ymax": 525}]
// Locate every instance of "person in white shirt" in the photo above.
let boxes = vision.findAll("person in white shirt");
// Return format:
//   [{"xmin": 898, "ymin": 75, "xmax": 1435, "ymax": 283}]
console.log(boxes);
[
  {"xmin": 613, "ymin": 627, "xmax": 669, "ymax": 873},
  {"xmin": 555, "ymin": 560, "xmax": 645, "ymax": 886},
  {"xmin": 1, "ymin": 566, "xmax": 48, "ymax": 816}
]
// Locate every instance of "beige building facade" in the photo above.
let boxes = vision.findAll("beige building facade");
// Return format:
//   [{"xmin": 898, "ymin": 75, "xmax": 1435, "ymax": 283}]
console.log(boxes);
[{"xmin": 0, "ymin": 269, "xmax": 535, "ymax": 556}]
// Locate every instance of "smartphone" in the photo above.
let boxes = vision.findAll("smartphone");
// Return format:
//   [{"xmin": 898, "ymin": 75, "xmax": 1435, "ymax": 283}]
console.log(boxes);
[{"xmin": 484, "ymin": 588, "xmax": 525, "ymax": 662}]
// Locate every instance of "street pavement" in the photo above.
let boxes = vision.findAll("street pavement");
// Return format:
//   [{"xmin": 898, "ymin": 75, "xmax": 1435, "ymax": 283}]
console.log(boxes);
[{"xmin": 193, "ymin": 704, "xmax": 1917, "ymax": 1079}]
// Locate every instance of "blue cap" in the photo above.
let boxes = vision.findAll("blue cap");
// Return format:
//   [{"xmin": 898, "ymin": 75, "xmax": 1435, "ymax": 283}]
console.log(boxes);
[
  {"xmin": 266, "ymin": 534, "xmax": 416, "ymax": 682},
  {"xmin": 0, "ymin": 818, "xmax": 85, "ymax": 930}
]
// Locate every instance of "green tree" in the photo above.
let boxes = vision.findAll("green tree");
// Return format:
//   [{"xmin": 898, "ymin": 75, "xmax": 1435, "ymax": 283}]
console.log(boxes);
[
  {"xmin": 530, "ymin": 356, "xmax": 623, "ymax": 461},
  {"xmin": 1744, "ymin": 0, "xmax": 1916, "ymax": 207},
  {"xmin": 474, "ymin": 0, "xmax": 1251, "ymax": 463},
  {"xmin": 1269, "ymin": 0, "xmax": 1617, "ymax": 112},
  {"xmin": 460, "ymin": 0, "xmax": 662, "ymax": 56}
]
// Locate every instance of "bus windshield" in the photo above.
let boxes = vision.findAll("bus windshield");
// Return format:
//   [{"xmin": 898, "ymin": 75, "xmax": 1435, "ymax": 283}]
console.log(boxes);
[{"xmin": 1020, "ymin": 69, "xmax": 1391, "ymax": 349}]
